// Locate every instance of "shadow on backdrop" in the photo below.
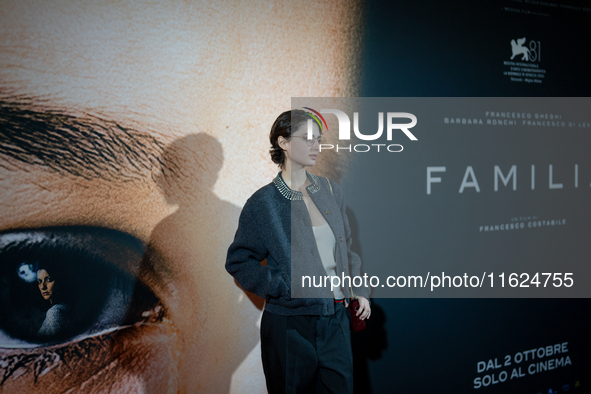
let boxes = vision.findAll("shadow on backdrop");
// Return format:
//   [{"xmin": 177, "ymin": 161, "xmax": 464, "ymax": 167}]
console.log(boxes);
[{"xmin": 135, "ymin": 133, "xmax": 260, "ymax": 393}]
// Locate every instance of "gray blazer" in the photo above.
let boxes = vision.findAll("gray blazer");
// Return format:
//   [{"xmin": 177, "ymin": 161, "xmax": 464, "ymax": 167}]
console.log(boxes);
[{"xmin": 226, "ymin": 172, "xmax": 370, "ymax": 316}]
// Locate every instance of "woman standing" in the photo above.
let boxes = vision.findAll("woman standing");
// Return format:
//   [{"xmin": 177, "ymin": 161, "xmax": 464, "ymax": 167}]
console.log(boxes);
[{"xmin": 226, "ymin": 109, "xmax": 370, "ymax": 393}]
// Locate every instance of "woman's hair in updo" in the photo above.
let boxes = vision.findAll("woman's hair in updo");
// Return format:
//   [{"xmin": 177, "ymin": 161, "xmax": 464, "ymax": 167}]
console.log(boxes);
[{"xmin": 269, "ymin": 109, "xmax": 316, "ymax": 168}]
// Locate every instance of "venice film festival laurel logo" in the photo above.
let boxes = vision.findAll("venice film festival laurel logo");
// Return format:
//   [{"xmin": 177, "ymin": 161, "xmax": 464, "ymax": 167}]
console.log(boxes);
[
  {"xmin": 303, "ymin": 107, "xmax": 417, "ymax": 153},
  {"xmin": 504, "ymin": 37, "xmax": 544, "ymax": 83},
  {"xmin": 510, "ymin": 37, "xmax": 541, "ymax": 62}
]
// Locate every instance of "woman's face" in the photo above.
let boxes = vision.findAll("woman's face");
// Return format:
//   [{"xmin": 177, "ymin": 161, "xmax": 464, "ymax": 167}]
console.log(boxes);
[
  {"xmin": 0, "ymin": 0, "xmax": 362, "ymax": 392},
  {"xmin": 284, "ymin": 122, "xmax": 322, "ymax": 170},
  {"xmin": 37, "ymin": 269, "xmax": 54, "ymax": 302}
]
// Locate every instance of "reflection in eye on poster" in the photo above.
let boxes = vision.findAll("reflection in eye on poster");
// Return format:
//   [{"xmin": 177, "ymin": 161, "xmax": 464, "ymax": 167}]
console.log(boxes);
[{"xmin": 0, "ymin": 228, "xmax": 161, "ymax": 346}]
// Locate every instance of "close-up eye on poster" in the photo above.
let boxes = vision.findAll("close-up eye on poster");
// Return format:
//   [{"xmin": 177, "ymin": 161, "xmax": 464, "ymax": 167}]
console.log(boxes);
[{"xmin": 1, "ymin": 1, "xmax": 589, "ymax": 393}]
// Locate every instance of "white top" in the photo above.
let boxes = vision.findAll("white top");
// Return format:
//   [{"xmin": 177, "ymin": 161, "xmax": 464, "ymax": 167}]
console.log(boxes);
[
  {"xmin": 38, "ymin": 304, "xmax": 68, "ymax": 337},
  {"xmin": 312, "ymin": 223, "xmax": 345, "ymax": 299}
]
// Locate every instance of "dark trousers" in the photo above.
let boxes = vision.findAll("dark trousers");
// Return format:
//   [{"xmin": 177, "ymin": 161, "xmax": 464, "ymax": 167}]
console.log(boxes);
[{"xmin": 260, "ymin": 303, "xmax": 353, "ymax": 394}]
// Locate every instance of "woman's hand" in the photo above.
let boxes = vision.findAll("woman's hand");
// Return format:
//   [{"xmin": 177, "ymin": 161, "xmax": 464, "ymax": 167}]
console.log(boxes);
[{"xmin": 354, "ymin": 296, "xmax": 371, "ymax": 320}]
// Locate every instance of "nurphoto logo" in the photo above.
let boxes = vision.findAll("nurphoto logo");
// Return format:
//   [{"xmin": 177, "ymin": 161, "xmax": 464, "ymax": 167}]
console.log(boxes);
[{"xmin": 304, "ymin": 107, "xmax": 417, "ymax": 153}]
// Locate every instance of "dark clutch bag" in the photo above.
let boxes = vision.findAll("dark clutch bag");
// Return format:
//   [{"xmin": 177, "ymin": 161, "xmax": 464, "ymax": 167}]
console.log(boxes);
[{"xmin": 347, "ymin": 299, "xmax": 367, "ymax": 332}]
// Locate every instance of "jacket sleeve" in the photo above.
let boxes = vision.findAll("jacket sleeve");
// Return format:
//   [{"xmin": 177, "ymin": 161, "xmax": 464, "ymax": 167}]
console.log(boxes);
[
  {"xmin": 332, "ymin": 179, "xmax": 371, "ymax": 300},
  {"xmin": 225, "ymin": 199, "xmax": 288, "ymax": 300}
]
